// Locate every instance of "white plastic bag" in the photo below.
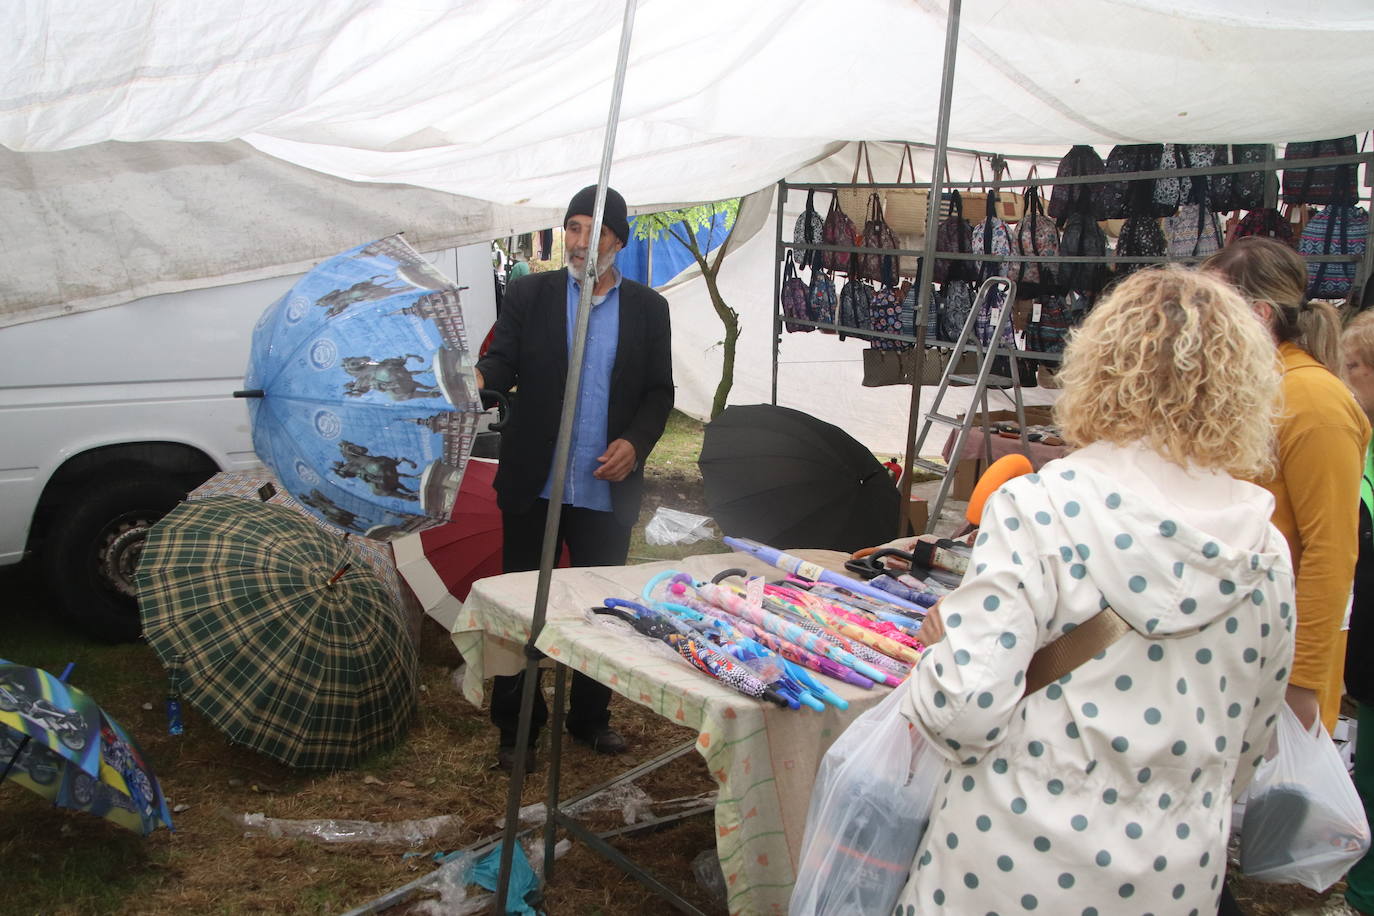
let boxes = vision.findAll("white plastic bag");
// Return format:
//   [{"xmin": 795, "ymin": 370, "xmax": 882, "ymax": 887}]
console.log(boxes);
[
  {"xmin": 643, "ymin": 507, "xmax": 716, "ymax": 546},
  {"xmin": 789, "ymin": 686, "xmax": 942, "ymax": 916},
  {"xmin": 1240, "ymin": 703, "xmax": 1371, "ymax": 890}
]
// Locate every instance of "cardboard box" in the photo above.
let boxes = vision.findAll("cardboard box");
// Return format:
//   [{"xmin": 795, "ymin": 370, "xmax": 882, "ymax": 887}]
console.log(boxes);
[
  {"xmin": 949, "ymin": 457, "xmax": 983, "ymax": 502},
  {"xmin": 907, "ymin": 496, "xmax": 930, "ymax": 535}
]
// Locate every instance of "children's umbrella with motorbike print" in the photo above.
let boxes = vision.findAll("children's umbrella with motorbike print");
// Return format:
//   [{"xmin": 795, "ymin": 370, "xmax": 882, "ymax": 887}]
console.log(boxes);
[
  {"xmin": 240, "ymin": 234, "xmax": 486, "ymax": 540},
  {"xmin": 0, "ymin": 661, "xmax": 173, "ymax": 835}
]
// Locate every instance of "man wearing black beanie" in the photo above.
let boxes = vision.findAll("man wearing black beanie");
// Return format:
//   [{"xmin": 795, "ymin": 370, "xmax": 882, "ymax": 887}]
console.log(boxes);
[{"xmin": 475, "ymin": 185, "xmax": 674, "ymax": 772}]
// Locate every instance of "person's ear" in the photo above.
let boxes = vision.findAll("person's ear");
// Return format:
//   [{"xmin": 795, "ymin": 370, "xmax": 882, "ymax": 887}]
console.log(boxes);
[{"xmin": 1251, "ymin": 299, "xmax": 1276, "ymax": 326}]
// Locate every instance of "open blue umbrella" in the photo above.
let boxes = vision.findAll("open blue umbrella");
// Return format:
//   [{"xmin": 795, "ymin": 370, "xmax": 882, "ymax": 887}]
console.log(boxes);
[{"xmin": 240, "ymin": 235, "xmax": 485, "ymax": 538}]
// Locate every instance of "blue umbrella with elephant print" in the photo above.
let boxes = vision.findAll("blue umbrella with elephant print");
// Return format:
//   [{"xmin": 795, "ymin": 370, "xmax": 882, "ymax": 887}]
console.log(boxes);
[{"xmin": 238, "ymin": 234, "xmax": 498, "ymax": 539}]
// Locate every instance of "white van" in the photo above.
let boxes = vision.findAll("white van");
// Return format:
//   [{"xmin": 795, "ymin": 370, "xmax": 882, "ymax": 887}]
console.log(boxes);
[{"xmin": 0, "ymin": 244, "xmax": 497, "ymax": 641}]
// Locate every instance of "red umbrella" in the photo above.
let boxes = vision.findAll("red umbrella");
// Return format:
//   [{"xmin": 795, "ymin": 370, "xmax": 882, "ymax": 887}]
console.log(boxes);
[{"xmin": 392, "ymin": 458, "xmax": 568, "ymax": 628}]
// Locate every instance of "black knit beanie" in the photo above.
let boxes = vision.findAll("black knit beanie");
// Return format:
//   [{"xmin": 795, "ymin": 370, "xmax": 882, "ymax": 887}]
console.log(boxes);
[{"xmin": 564, "ymin": 185, "xmax": 629, "ymax": 246}]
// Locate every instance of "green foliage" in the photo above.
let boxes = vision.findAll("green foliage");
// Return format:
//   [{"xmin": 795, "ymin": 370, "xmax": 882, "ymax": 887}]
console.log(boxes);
[{"xmin": 631, "ymin": 199, "xmax": 740, "ymax": 250}]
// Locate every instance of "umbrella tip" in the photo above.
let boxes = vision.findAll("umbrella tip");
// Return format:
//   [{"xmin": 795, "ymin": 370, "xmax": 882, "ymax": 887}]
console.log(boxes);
[{"xmin": 233, "ymin": 389, "xmax": 265, "ymax": 398}]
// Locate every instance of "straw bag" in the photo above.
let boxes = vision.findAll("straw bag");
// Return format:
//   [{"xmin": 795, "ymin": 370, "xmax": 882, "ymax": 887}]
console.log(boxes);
[
  {"xmin": 886, "ymin": 145, "xmax": 933, "ymax": 276},
  {"xmin": 836, "ymin": 142, "xmax": 879, "ymax": 230},
  {"xmin": 987, "ymin": 156, "xmax": 1025, "ymax": 223}
]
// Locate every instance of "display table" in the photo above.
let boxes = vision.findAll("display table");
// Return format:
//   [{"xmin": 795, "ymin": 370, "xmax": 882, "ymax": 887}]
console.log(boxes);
[
  {"xmin": 455, "ymin": 552, "xmax": 890, "ymax": 916},
  {"xmin": 942, "ymin": 426, "xmax": 1070, "ymax": 470}
]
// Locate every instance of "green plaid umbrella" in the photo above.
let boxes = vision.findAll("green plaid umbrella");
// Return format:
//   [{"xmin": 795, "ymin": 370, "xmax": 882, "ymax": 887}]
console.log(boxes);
[{"xmin": 134, "ymin": 496, "xmax": 417, "ymax": 770}]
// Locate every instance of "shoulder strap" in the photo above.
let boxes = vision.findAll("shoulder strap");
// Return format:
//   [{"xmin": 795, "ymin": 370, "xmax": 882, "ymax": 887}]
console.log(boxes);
[{"xmin": 1022, "ymin": 606, "xmax": 1132, "ymax": 696}]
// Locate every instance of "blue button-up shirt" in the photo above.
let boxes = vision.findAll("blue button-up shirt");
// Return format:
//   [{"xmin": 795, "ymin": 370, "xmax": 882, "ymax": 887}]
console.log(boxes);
[{"xmin": 540, "ymin": 269, "xmax": 621, "ymax": 510}]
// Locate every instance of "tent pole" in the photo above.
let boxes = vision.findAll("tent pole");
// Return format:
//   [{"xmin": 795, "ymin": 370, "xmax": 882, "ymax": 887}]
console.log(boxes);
[
  {"xmin": 772, "ymin": 180, "xmax": 787, "ymax": 405},
  {"xmin": 493, "ymin": 0, "xmax": 639, "ymax": 909},
  {"xmin": 900, "ymin": 0, "xmax": 962, "ymax": 537}
]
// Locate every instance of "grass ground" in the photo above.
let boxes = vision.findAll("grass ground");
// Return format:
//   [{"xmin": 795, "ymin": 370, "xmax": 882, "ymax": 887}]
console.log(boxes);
[{"xmin": 0, "ymin": 408, "xmax": 1334, "ymax": 914}]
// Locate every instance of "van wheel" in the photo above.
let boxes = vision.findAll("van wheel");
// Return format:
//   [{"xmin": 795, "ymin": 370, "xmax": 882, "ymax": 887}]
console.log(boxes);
[{"xmin": 42, "ymin": 475, "xmax": 188, "ymax": 643}]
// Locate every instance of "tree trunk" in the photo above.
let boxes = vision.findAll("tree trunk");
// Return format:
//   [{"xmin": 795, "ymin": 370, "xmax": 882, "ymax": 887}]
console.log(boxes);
[{"xmin": 675, "ymin": 225, "xmax": 739, "ymax": 420}]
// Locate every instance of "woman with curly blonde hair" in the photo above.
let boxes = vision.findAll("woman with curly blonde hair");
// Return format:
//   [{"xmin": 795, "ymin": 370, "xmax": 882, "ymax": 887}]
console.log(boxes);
[
  {"xmin": 1205, "ymin": 237, "xmax": 1370, "ymax": 736},
  {"xmin": 896, "ymin": 267, "xmax": 1295, "ymax": 915}
]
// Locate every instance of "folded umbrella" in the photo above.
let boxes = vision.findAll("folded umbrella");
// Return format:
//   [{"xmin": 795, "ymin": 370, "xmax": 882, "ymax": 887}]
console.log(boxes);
[{"xmin": 136, "ymin": 496, "xmax": 417, "ymax": 770}]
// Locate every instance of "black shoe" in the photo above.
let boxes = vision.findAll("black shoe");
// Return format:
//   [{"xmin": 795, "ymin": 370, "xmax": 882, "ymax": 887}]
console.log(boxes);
[
  {"xmin": 568, "ymin": 725, "xmax": 628, "ymax": 755},
  {"xmin": 495, "ymin": 744, "xmax": 538, "ymax": 773}
]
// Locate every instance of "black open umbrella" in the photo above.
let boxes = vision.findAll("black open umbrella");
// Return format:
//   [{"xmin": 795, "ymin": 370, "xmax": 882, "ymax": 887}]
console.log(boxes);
[{"xmin": 698, "ymin": 404, "xmax": 900, "ymax": 552}]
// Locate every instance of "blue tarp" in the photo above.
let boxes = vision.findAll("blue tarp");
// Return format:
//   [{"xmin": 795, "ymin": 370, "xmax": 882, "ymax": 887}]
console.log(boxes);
[{"xmin": 617, "ymin": 211, "xmax": 733, "ymax": 287}]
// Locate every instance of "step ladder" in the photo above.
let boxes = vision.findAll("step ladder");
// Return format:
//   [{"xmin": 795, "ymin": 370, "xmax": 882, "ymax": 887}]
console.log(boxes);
[{"xmin": 910, "ymin": 275, "xmax": 1032, "ymax": 532}]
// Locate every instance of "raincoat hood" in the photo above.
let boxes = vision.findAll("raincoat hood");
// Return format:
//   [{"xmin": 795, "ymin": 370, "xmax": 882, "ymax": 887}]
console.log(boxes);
[{"xmin": 1025, "ymin": 442, "xmax": 1290, "ymax": 638}]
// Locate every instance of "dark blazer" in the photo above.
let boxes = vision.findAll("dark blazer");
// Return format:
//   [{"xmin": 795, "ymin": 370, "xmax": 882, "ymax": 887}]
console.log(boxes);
[
  {"xmin": 1347, "ymin": 501, "xmax": 1374, "ymax": 705},
  {"xmin": 476, "ymin": 268, "xmax": 674, "ymax": 527}
]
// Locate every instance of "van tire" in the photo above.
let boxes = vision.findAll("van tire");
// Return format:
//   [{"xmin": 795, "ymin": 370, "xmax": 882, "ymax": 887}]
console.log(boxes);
[{"xmin": 41, "ymin": 474, "xmax": 188, "ymax": 643}]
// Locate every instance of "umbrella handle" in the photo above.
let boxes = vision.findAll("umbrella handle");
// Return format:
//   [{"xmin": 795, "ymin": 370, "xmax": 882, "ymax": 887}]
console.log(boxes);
[{"xmin": 479, "ymin": 388, "xmax": 510, "ymax": 431}]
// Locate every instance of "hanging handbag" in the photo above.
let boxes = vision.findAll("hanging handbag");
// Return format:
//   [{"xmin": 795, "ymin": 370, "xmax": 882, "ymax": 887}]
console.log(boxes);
[
  {"xmin": 1058, "ymin": 203, "xmax": 1112, "ymax": 295},
  {"xmin": 1097, "ymin": 144, "xmax": 1175, "ymax": 219},
  {"xmin": 792, "ymin": 189, "xmax": 825, "ymax": 270},
  {"xmin": 1048, "ymin": 144, "xmax": 1106, "ymax": 220},
  {"xmin": 807, "ymin": 267, "xmax": 838, "ymax": 329},
  {"xmin": 780, "ymin": 252, "xmax": 813, "ymax": 333},
  {"xmin": 838, "ymin": 276, "xmax": 873, "ymax": 341},
  {"xmin": 1227, "ymin": 144, "xmax": 1279, "ymax": 211},
  {"xmin": 1164, "ymin": 202, "xmax": 1224, "ymax": 259},
  {"xmin": 971, "ymin": 191, "xmax": 1014, "ymax": 281},
  {"xmin": 1115, "ymin": 210, "xmax": 1168, "ymax": 279},
  {"xmin": 936, "ymin": 279, "xmax": 974, "ymax": 342},
  {"xmin": 1151, "ymin": 143, "xmax": 1190, "ymax": 215},
  {"xmin": 836, "ymin": 142, "xmax": 878, "ymax": 230},
  {"xmin": 1229, "ymin": 207, "xmax": 1296, "ymax": 248},
  {"xmin": 1299, "ymin": 204, "xmax": 1370, "ymax": 299},
  {"xmin": 858, "ymin": 193, "xmax": 901, "ymax": 285},
  {"xmin": 1283, "ymin": 136, "xmax": 1360, "ymax": 205},
  {"xmin": 1015, "ymin": 170, "xmax": 1061, "ymax": 295},
  {"xmin": 821, "ymin": 193, "xmax": 861, "ymax": 273},
  {"xmin": 861, "ymin": 347, "xmax": 909, "ymax": 387},
  {"xmin": 868, "ymin": 284, "xmax": 908, "ymax": 350},
  {"xmin": 934, "ymin": 191, "xmax": 977, "ymax": 284}
]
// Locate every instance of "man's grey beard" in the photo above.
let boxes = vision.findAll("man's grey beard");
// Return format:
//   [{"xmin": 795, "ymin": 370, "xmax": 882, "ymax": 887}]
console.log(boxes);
[{"xmin": 567, "ymin": 247, "xmax": 617, "ymax": 283}]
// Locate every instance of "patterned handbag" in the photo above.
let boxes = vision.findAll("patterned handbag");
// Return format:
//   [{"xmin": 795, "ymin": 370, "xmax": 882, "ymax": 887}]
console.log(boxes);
[
  {"xmin": 1283, "ymin": 137, "xmax": 1360, "ymax": 205},
  {"xmin": 936, "ymin": 279, "xmax": 974, "ymax": 342},
  {"xmin": 1026, "ymin": 295, "xmax": 1074, "ymax": 358},
  {"xmin": 1048, "ymin": 144, "xmax": 1106, "ymax": 220},
  {"xmin": 1228, "ymin": 144, "xmax": 1279, "ymax": 211},
  {"xmin": 858, "ymin": 193, "xmax": 901, "ymax": 286},
  {"xmin": 792, "ymin": 189, "xmax": 825, "ymax": 270},
  {"xmin": 1097, "ymin": 144, "xmax": 1171, "ymax": 219},
  {"xmin": 973, "ymin": 285, "xmax": 1017, "ymax": 348},
  {"xmin": 1015, "ymin": 181, "xmax": 1060, "ymax": 293},
  {"xmin": 1115, "ymin": 214, "xmax": 1168, "ymax": 278},
  {"xmin": 822, "ymin": 193, "xmax": 861, "ymax": 273},
  {"xmin": 1300, "ymin": 205, "xmax": 1369, "ymax": 299},
  {"xmin": 1151, "ymin": 143, "xmax": 1192, "ymax": 215},
  {"xmin": 869, "ymin": 285, "xmax": 909, "ymax": 350},
  {"xmin": 934, "ymin": 191, "xmax": 978, "ymax": 284},
  {"xmin": 780, "ymin": 253, "xmax": 812, "ymax": 333},
  {"xmin": 1229, "ymin": 207, "xmax": 1295, "ymax": 247},
  {"xmin": 1058, "ymin": 209, "xmax": 1112, "ymax": 295},
  {"xmin": 838, "ymin": 276, "xmax": 873, "ymax": 341},
  {"xmin": 971, "ymin": 192, "xmax": 1014, "ymax": 280},
  {"xmin": 1164, "ymin": 203, "xmax": 1224, "ymax": 258},
  {"xmin": 807, "ymin": 268, "xmax": 838, "ymax": 329}
]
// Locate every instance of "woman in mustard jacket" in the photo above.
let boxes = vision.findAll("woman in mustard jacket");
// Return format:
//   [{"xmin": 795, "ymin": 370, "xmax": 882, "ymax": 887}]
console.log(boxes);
[{"xmin": 1206, "ymin": 238, "xmax": 1370, "ymax": 735}]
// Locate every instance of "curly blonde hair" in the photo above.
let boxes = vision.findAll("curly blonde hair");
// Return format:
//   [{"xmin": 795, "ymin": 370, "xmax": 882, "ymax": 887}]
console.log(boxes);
[{"xmin": 1054, "ymin": 267, "xmax": 1281, "ymax": 478}]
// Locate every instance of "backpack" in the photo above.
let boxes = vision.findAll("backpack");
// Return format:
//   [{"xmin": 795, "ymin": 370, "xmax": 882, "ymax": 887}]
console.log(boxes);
[
  {"xmin": 934, "ymin": 191, "xmax": 978, "ymax": 284},
  {"xmin": 1048, "ymin": 145, "xmax": 1106, "ymax": 220},
  {"xmin": 1151, "ymin": 143, "xmax": 1193, "ymax": 215},
  {"xmin": 858, "ymin": 193, "xmax": 901, "ymax": 286},
  {"xmin": 868, "ymin": 285, "xmax": 909, "ymax": 350},
  {"xmin": 973, "ymin": 285, "xmax": 1017, "ymax": 349},
  {"xmin": 1115, "ymin": 215, "xmax": 1168, "ymax": 279},
  {"xmin": 1015, "ymin": 185, "xmax": 1061, "ymax": 294},
  {"xmin": 1026, "ymin": 295, "xmax": 1075, "ymax": 358},
  {"xmin": 1058, "ymin": 209, "xmax": 1112, "ymax": 295},
  {"xmin": 1283, "ymin": 137, "xmax": 1360, "ymax": 205},
  {"xmin": 937, "ymin": 280, "xmax": 974, "ymax": 342},
  {"xmin": 1230, "ymin": 207, "xmax": 1295, "ymax": 247},
  {"xmin": 1227, "ymin": 144, "xmax": 1279, "ymax": 212},
  {"xmin": 838, "ymin": 276, "xmax": 873, "ymax": 341},
  {"xmin": 1097, "ymin": 144, "xmax": 1170, "ymax": 219},
  {"xmin": 807, "ymin": 268, "xmax": 838, "ymax": 329},
  {"xmin": 780, "ymin": 253, "xmax": 812, "ymax": 333},
  {"xmin": 971, "ymin": 193, "xmax": 1014, "ymax": 281},
  {"xmin": 1299, "ymin": 205, "xmax": 1370, "ymax": 299},
  {"xmin": 792, "ymin": 189, "xmax": 825, "ymax": 270},
  {"xmin": 822, "ymin": 193, "xmax": 861, "ymax": 273},
  {"xmin": 1164, "ymin": 203, "xmax": 1224, "ymax": 259}
]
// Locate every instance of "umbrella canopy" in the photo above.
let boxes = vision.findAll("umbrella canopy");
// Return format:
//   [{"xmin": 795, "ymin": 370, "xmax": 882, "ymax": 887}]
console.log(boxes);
[
  {"xmin": 1, "ymin": 662, "xmax": 173, "ymax": 835},
  {"xmin": 698, "ymin": 405, "xmax": 900, "ymax": 553},
  {"xmin": 243, "ymin": 233, "xmax": 484, "ymax": 540},
  {"xmin": 135, "ymin": 496, "xmax": 417, "ymax": 770},
  {"xmin": 392, "ymin": 458, "xmax": 570, "ymax": 630}
]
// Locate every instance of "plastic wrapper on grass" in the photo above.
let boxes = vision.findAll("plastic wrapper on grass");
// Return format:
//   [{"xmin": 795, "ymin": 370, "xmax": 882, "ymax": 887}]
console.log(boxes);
[
  {"xmin": 644, "ymin": 507, "xmax": 717, "ymax": 546},
  {"xmin": 225, "ymin": 810, "xmax": 459, "ymax": 845}
]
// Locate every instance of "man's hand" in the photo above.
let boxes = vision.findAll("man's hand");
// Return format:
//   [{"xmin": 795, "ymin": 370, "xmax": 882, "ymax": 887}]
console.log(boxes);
[
  {"xmin": 1285, "ymin": 684, "xmax": 1321, "ymax": 732},
  {"xmin": 594, "ymin": 438, "xmax": 637, "ymax": 482}
]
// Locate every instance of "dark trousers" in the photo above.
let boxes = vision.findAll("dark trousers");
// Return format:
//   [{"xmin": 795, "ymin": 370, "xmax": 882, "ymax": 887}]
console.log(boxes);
[{"xmin": 490, "ymin": 499, "xmax": 633, "ymax": 745}]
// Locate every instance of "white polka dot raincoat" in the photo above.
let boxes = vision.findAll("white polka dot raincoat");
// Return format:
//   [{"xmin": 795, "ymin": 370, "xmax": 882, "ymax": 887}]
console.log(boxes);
[{"xmin": 897, "ymin": 442, "xmax": 1296, "ymax": 915}]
